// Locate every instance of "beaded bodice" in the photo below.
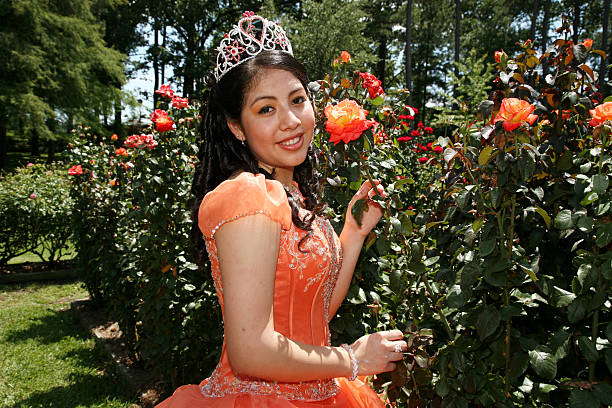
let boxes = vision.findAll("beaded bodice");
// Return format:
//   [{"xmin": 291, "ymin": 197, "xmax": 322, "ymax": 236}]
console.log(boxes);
[{"xmin": 198, "ymin": 173, "xmax": 343, "ymax": 401}]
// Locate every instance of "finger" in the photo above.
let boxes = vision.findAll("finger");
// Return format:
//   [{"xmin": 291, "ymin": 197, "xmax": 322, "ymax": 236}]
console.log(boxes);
[
  {"xmin": 389, "ymin": 341, "xmax": 407, "ymax": 353},
  {"xmin": 385, "ymin": 329, "xmax": 404, "ymax": 340},
  {"xmin": 384, "ymin": 362, "xmax": 397, "ymax": 372},
  {"xmin": 389, "ymin": 352, "xmax": 404, "ymax": 361},
  {"xmin": 367, "ymin": 186, "xmax": 386, "ymax": 199}
]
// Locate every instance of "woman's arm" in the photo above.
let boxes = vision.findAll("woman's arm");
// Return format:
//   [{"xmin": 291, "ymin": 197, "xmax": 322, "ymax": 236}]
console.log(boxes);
[
  {"xmin": 327, "ymin": 180, "xmax": 385, "ymax": 319},
  {"xmin": 216, "ymin": 213, "xmax": 400, "ymax": 382}
]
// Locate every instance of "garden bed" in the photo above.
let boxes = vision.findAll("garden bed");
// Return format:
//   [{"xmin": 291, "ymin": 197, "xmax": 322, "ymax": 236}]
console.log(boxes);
[
  {"xmin": 0, "ymin": 260, "xmax": 78, "ymax": 283},
  {"xmin": 71, "ymin": 298, "xmax": 165, "ymax": 407}
]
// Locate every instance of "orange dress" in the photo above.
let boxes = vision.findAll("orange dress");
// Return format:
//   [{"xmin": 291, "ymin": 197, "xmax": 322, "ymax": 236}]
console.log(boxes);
[{"xmin": 156, "ymin": 172, "xmax": 385, "ymax": 408}]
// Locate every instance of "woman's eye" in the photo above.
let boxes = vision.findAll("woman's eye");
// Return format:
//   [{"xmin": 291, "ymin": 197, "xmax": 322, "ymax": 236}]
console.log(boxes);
[
  {"xmin": 293, "ymin": 96, "xmax": 306, "ymax": 104},
  {"xmin": 258, "ymin": 106, "xmax": 273, "ymax": 114}
]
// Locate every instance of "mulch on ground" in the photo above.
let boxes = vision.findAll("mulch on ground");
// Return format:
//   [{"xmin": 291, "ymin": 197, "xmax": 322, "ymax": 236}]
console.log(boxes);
[{"xmin": 71, "ymin": 299, "xmax": 166, "ymax": 407}]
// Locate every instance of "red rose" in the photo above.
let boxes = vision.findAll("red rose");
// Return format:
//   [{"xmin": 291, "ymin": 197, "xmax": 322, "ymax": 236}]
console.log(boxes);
[
  {"xmin": 589, "ymin": 102, "xmax": 612, "ymax": 127},
  {"xmin": 358, "ymin": 72, "xmax": 385, "ymax": 99},
  {"xmin": 151, "ymin": 109, "xmax": 169, "ymax": 122},
  {"xmin": 171, "ymin": 96, "xmax": 189, "ymax": 109},
  {"xmin": 155, "ymin": 84, "xmax": 175, "ymax": 99},
  {"xmin": 424, "ymin": 126, "xmax": 433, "ymax": 134},
  {"xmin": 493, "ymin": 98, "xmax": 538, "ymax": 131},
  {"xmin": 324, "ymin": 99, "xmax": 378, "ymax": 145},
  {"xmin": 68, "ymin": 165, "xmax": 83, "ymax": 175},
  {"xmin": 418, "ymin": 157, "xmax": 429, "ymax": 164},
  {"xmin": 433, "ymin": 146, "xmax": 443, "ymax": 153},
  {"xmin": 411, "ymin": 130, "xmax": 420, "ymax": 137},
  {"xmin": 397, "ymin": 136, "xmax": 412, "ymax": 142}
]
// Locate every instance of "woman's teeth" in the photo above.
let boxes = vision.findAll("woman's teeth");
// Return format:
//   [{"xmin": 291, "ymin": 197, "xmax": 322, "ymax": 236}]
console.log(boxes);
[{"xmin": 279, "ymin": 136, "xmax": 300, "ymax": 146}]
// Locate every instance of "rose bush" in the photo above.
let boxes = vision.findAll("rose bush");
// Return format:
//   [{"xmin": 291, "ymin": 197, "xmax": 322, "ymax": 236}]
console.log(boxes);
[
  {"xmin": 68, "ymin": 24, "xmax": 611, "ymax": 406},
  {"xmin": 0, "ymin": 162, "xmax": 74, "ymax": 265}
]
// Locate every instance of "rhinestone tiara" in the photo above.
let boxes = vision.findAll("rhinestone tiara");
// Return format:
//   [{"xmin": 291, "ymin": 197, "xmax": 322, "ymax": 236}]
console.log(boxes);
[{"xmin": 214, "ymin": 11, "xmax": 293, "ymax": 81}]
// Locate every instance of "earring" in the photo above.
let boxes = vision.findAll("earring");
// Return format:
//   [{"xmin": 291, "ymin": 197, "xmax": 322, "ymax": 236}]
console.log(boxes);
[{"xmin": 241, "ymin": 139, "xmax": 246, "ymax": 147}]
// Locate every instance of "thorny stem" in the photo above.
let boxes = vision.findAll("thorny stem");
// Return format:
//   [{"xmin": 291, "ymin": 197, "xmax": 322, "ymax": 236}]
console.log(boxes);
[{"xmin": 419, "ymin": 272, "xmax": 454, "ymax": 339}]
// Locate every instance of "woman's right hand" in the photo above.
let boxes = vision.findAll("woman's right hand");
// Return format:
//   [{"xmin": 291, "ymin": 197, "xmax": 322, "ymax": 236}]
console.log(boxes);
[{"xmin": 350, "ymin": 330, "xmax": 407, "ymax": 376}]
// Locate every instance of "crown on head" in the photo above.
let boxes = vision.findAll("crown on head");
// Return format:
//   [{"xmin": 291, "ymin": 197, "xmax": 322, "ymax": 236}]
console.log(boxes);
[{"xmin": 214, "ymin": 11, "xmax": 293, "ymax": 81}]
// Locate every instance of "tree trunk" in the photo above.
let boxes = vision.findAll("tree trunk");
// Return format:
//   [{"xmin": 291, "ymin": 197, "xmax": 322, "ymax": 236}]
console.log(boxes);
[
  {"xmin": 572, "ymin": 1, "xmax": 580, "ymax": 44},
  {"xmin": 153, "ymin": 22, "xmax": 160, "ymax": 108},
  {"xmin": 542, "ymin": 0, "xmax": 551, "ymax": 75},
  {"xmin": 30, "ymin": 128, "xmax": 39, "ymax": 156},
  {"xmin": 530, "ymin": 0, "xmax": 538, "ymax": 43},
  {"xmin": 453, "ymin": 0, "xmax": 460, "ymax": 101},
  {"xmin": 405, "ymin": 0, "xmax": 413, "ymax": 106},
  {"xmin": 0, "ymin": 110, "xmax": 7, "ymax": 170},
  {"xmin": 183, "ymin": 36, "xmax": 196, "ymax": 99},
  {"xmin": 161, "ymin": 24, "xmax": 167, "ymax": 85},
  {"xmin": 601, "ymin": 0, "xmax": 610, "ymax": 93},
  {"xmin": 114, "ymin": 96, "xmax": 122, "ymax": 137},
  {"xmin": 377, "ymin": 37, "xmax": 387, "ymax": 90},
  {"xmin": 47, "ymin": 139, "xmax": 55, "ymax": 163}
]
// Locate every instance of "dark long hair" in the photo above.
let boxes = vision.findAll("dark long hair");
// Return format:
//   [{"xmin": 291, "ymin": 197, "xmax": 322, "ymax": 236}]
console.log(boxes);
[{"xmin": 190, "ymin": 50, "xmax": 326, "ymax": 266}]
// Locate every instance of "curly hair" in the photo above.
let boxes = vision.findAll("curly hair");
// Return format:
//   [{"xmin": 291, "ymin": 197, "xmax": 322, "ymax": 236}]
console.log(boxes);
[{"xmin": 189, "ymin": 50, "xmax": 326, "ymax": 266}]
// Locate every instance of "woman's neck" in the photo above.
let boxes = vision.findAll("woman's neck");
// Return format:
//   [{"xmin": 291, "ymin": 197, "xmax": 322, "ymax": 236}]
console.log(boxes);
[{"xmin": 258, "ymin": 162, "xmax": 294, "ymax": 188}]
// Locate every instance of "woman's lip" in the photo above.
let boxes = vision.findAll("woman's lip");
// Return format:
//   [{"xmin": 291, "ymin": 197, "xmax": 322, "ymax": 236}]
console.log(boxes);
[{"xmin": 278, "ymin": 133, "xmax": 304, "ymax": 150}]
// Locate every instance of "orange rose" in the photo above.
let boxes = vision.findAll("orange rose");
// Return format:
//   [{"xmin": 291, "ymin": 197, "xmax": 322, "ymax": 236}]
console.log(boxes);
[
  {"xmin": 340, "ymin": 51, "xmax": 351, "ymax": 63},
  {"xmin": 155, "ymin": 116, "xmax": 175, "ymax": 132},
  {"xmin": 324, "ymin": 99, "xmax": 378, "ymax": 145},
  {"xmin": 589, "ymin": 102, "xmax": 612, "ymax": 127},
  {"xmin": 115, "ymin": 147, "xmax": 129, "ymax": 156},
  {"xmin": 582, "ymin": 39, "xmax": 593, "ymax": 50},
  {"xmin": 493, "ymin": 98, "xmax": 538, "ymax": 132},
  {"xmin": 111, "ymin": 134, "xmax": 118, "ymax": 140},
  {"xmin": 494, "ymin": 50, "xmax": 506, "ymax": 63}
]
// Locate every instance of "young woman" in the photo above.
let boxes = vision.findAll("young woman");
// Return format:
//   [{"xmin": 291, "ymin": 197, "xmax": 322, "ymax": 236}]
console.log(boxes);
[{"xmin": 155, "ymin": 12, "xmax": 406, "ymax": 408}]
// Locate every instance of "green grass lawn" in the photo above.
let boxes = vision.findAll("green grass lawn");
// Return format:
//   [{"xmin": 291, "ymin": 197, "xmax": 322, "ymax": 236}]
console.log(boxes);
[
  {"xmin": 0, "ymin": 281, "xmax": 138, "ymax": 408},
  {"xmin": 6, "ymin": 242, "xmax": 76, "ymax": 265}
]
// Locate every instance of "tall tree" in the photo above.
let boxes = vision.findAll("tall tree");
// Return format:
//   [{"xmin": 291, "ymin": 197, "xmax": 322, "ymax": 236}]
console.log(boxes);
[
  {"xmin": 0, "ymin": 0, "xmax": 125, "ymax": 169},
  {"xmin": 454, "ymin": 0, "xmax": 461, "ymax": 99},
  {"xmin": 601, "ymin": 0, "xmax": 610, "ymax": 92},
  {"xmin": 405, "ymin": 0, "xmax": 413, "ymax": 106},
  {"xmin": 286, "ymin": 0, "xmax": 376, "ymax": 82}
]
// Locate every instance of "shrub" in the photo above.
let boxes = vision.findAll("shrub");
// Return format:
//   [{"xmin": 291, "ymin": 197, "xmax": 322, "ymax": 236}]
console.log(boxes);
[{"xmin": 0, "ymin": 162, "xmax": 73, "ymax": 265}]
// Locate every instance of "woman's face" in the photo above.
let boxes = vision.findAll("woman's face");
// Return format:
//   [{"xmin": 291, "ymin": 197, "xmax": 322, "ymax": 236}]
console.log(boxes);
[{"xmin": 227, "ymin": 68, "xmax": 315, "ymax": 175}]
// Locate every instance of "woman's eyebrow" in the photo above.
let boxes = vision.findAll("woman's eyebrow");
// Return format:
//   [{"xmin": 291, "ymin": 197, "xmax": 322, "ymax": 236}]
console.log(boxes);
[{"xmin": 249, "ymin": 87, "xmax": 304, "ymax": 107}]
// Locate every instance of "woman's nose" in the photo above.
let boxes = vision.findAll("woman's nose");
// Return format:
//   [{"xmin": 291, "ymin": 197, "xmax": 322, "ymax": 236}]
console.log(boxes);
[{"xmin": 279, "ymin": 106, "xmax": 300, "ymax": 130}]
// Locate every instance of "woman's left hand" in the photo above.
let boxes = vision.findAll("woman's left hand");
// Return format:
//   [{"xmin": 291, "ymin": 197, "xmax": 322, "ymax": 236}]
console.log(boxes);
[{"xmin": 345, "ymin": 180, "xmax": 386, "ymax": 237}]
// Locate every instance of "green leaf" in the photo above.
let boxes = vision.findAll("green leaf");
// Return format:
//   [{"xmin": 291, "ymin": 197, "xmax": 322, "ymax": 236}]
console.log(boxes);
[
  {"xmin": 458, "ymin": 261, "xmax": 481, "ymax": 289},
  {"xmin": 580, "ymin": 191, "xmax": 599, "ymax": 206},
  {"xmin": 593, "ymin": 383, "xmax": 612, "ymax": 405},
  {"xmin": 447, "ymin": 284, "xmax": 471, "ymax": 308},
  {"xmin": 554, "ymin": 210, "xmax": 573, "ymax": 229},
  {"xmin": 550, "ymin": 286, "xmax": 576, "ymax": 307},
  {"xmin": 351, "ymin": 198, "xmax": 366, "ymax": 227},
  {"xmin": 528, "ymin": 347, "xmax": 557, "ymax": 379},
  {"xmin": 592, "ymin": 174, "xmax": 609, "ymax": 194},
  {"xmin": 567, "ymin": 297, "xmax": 588, "ymax": 323},
  {"xmin": 533, "ymin": 206, "xmax": 551, "ymax": 229},
  {"xmin": 569, "ymin": 389, "xmax": 599, "ymax": 408},
  {"xmin": 479, "ymin": 239, "xmax": 496, "ymax": 257},
  {"xmin": 577, "ymin": 336, "xmax": 599, "ymax": 362},
  {"xmin": 371, "ymin": 95, "xmax": 384, "ymax": 106},
  {"xmin": 476, "ymin": 305, "xmax": 501, "ymax": 340},
  {"xmin": 183, "ymin": 284, "xmax": 196, "ymax": 291},
  {"xmin": 389, "ymin": 269, "xmax": 404, "ymax": 293},
  {"xmin": 606, "ymin": 322, "xmax": 612, "ymax": 341},
  {"xmin": 478, "ymin": 146, "xmax": 495, "ymax": 166},
  {"xmin": 576, "ymin": 216, "xmax": 594, "ymax": 233},
  {"xmin": 595, "ymin": 223, "xmax": 612, "ymax": 248},
  {"xmin": 606, "ymin": 349, "xmax": 612, "ymax": 373},
  {"xmin": 472, "ymin": 217, "xmax": 484, "ymax": 233},
  {"xmin": 509, "ymin": 351, "xmax": 529, "ymax": 379}
]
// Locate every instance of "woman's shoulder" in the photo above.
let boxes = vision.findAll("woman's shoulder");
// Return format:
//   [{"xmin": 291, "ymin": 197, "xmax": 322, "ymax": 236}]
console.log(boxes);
[{"xmin": 198, "ymin": 172, "xmax": 292, "ymax": 238}]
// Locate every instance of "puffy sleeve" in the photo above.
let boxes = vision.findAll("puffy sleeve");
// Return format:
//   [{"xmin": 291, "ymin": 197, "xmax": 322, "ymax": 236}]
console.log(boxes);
[{"xmin": 198, "ymin": 172, "xmax": 292, "ymax": 238}]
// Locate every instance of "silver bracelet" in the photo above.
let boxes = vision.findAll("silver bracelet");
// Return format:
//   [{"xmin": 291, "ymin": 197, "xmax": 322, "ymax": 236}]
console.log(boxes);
[{"xmin": 341, "ymin": 343, "xmax": 358, "ymax": 381}]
